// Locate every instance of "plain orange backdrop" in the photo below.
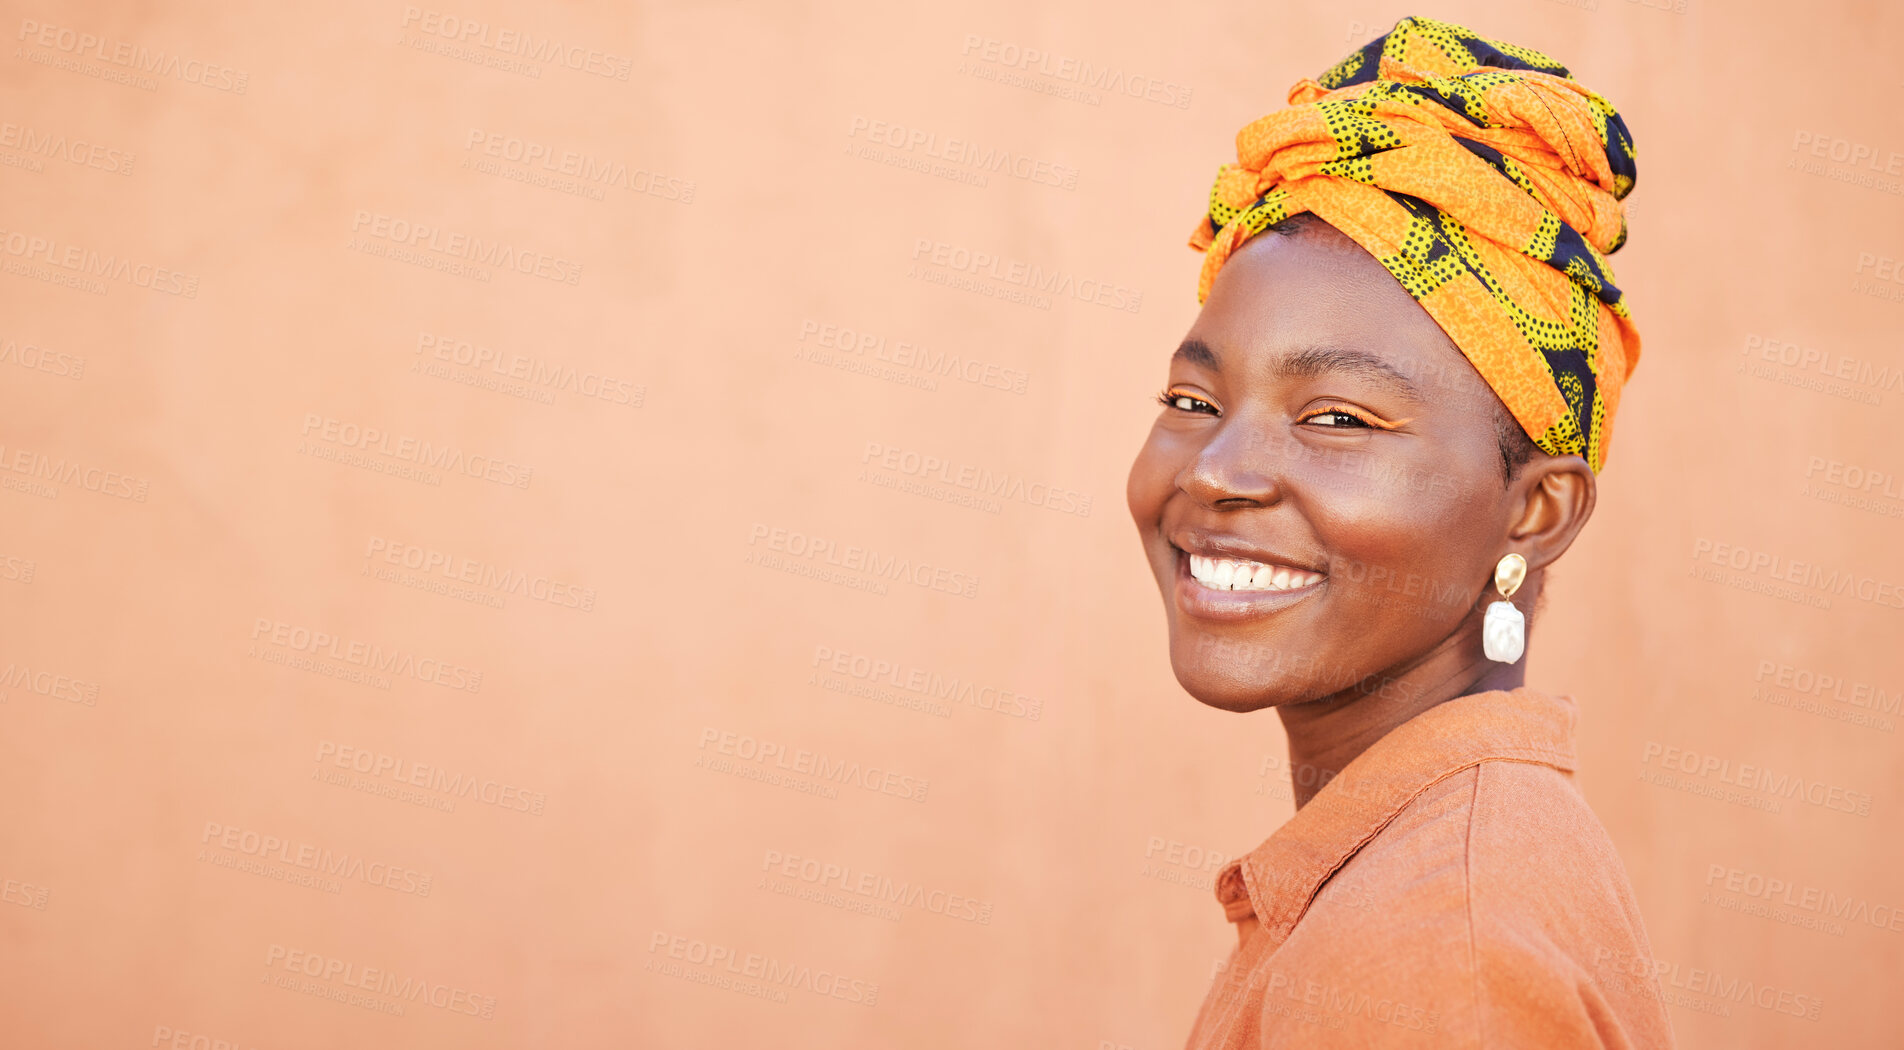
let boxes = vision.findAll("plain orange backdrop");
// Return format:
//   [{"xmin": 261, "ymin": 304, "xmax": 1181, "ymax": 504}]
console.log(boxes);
[{"xmin": 1, "ymin": 1, "xmax": 1900, "ymax": 1048}]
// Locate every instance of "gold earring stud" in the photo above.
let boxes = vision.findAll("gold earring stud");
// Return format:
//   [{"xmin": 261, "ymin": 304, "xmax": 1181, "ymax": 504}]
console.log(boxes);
[{"xmin": 1493, "ymin": 552, "xmax": 1526, "ymax": 600}]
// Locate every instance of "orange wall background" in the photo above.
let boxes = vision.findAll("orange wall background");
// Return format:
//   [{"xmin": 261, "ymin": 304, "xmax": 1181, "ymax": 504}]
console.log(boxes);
[{"xmin": 2, "ymin": 1, "xmax": 1900, "ymax": 1047}]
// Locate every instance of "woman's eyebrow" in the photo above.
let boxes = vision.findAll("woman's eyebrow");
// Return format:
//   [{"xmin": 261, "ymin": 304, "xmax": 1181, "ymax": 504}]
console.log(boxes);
[
  {"xmin": 1172, "ymin": 338, "xmax": 1220, "ymax": 370},
  {"xmin": 1272, "ymin": 345, "xmax": 1426, "ymax": 403}
]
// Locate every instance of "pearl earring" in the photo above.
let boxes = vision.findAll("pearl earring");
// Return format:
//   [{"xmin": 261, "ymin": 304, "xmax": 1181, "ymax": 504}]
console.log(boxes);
[{"xmin": 1482, "ymin": 553, "xmax": 1527, "ymax": 664}]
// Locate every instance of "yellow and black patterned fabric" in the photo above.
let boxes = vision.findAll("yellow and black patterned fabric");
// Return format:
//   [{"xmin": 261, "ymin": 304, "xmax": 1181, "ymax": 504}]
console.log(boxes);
[{"xmin": 1188, "ymin": 15, "xmax": 1640, "ymax": 471}]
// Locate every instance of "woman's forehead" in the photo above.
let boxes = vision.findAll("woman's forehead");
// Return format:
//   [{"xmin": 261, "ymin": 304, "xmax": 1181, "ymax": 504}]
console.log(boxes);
[{"xmin": 1185, "ymin": 232, "xmax": 1489, "ymax": 403}]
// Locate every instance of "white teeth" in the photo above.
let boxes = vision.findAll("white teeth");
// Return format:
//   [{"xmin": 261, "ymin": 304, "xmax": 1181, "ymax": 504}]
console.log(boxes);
[{"xmin": 1186, "ymin": 554, "xmax": 1324, "ymax": 592}]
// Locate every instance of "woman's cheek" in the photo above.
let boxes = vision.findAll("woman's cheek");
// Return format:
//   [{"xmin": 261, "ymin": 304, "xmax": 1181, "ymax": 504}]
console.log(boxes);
[
  {"xmin": 1287, "ymin": 458, "xmax": 1408, "ymax": 536},
  {"xmin": 1333, "ymin": 506, "xmax": 1488, "ymax": 630},
  {"xmin": 1125, "ymin": 427, "xmax": 1172, "ymax": 525},
  {"xmin": 1299, "ymin": 483, "xmax": 1443, "ymax": 613},
  {"xmin": 1282, "ymin": 443, "xmax": 1394, "ymax": 503}
]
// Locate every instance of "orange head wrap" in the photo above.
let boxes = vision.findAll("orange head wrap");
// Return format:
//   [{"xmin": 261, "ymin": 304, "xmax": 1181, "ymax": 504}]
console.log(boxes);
[{"xmin": 1188, "ymin": 16, "xmax": 1639, "ymax": 471}]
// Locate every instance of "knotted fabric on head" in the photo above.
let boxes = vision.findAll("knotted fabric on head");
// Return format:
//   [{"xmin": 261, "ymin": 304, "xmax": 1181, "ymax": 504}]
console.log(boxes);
[{"xmin": 1188, "ymin": 16, "xmax": 1639, "ymax": 471}]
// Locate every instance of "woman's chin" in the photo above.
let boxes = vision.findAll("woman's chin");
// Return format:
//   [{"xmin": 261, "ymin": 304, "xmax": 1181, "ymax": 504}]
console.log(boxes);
[{"xmin": 1168, "ymin": 663, "xmax": 1308, "ymax": 713}]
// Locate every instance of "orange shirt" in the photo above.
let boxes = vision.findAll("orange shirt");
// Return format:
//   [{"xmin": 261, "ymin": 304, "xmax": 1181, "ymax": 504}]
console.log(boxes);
[{"xmin": 1182, "ymin": 687, "xmax": 1675, "ymax": 1049}]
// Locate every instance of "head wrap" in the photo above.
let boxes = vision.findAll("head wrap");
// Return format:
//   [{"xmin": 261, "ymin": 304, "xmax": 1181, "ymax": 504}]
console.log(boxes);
[{"xmin": 1188, "ymin": 16, "xmax": 1639, "ymax": 471}]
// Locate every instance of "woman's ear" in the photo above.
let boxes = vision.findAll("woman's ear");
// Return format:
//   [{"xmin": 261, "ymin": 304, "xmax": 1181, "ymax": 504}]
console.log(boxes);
[{"xmin": 1506, "ymin": 454, "xmax": 1597, "ymax": 573}]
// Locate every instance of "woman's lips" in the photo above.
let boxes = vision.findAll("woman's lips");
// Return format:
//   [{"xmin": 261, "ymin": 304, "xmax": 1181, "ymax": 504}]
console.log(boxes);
[{"xmin": 1173, "ymin": 549, "xmax": 1325, "ymax": 622}]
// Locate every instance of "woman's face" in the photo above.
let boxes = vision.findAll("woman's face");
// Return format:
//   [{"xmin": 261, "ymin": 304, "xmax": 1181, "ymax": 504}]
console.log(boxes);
[{"xmin": 1127, "ymin": 223, "xmax": 1527, "ymax": 712}]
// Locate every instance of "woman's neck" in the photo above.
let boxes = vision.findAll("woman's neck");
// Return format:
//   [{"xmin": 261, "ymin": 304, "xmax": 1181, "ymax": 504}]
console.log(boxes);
[{"xmin": 1274, "ymin": 622, "xmax": 1528, "ymax": 809}]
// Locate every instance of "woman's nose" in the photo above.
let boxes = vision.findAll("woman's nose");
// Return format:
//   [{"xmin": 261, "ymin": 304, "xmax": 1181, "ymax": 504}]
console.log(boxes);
[{"xmin": 1176, "ymin": 419, "xmax": 1282, "ymax": 509}]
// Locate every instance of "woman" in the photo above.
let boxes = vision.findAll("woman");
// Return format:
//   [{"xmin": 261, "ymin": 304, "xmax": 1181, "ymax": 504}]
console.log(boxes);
[{"xmin": 1126, "ymin": 17, "xmax": 1673, "ymax": 1049}]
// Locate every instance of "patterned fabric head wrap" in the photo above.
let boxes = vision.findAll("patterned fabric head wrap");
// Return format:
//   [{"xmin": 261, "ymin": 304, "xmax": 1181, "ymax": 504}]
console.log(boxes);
[{"xmin": 1188, "ymin": 16, "xmax": 1639, "ymax": 471}]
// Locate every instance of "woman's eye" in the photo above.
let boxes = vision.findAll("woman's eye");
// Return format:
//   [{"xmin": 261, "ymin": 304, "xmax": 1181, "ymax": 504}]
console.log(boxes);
[
  {"xmin": 1159, "ymin": 392, "xmax": 1218, "ymax": 415},
  {"xmin": 1304, "ymin": 409, "xmax": 1373, "ymax": 428}
]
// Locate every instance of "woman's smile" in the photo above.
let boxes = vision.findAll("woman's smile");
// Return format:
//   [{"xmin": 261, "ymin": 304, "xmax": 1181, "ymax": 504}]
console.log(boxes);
[{"xmin": 1173, "ymin": 543, "xmax": 1328, "ymax": 622}]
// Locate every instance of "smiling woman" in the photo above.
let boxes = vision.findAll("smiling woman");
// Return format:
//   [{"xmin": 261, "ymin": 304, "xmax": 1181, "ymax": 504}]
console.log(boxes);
[{"xmin": 1127, "ymin": 16, "xmax": 1673, "ymax": 1050}]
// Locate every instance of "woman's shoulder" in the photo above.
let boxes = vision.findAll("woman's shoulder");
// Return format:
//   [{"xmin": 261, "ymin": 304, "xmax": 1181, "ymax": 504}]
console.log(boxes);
[
  {"xmin": 1273, "ymin": 761, "xmax": 1672, "ymax": 1046},
  {"xmin": 1300, "ymin": 758, "xmax": 1654, "ymax": 966},
  {"xmin": 1356, "ymin": 757, "xmax": 1640, "ymax": 916},
  {"xmin": 1462, "ymin": 758, "xmax": 1639, "ymax": 905}
]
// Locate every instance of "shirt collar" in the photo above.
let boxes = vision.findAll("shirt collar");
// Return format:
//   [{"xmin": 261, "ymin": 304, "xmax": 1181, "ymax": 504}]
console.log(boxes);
[{"xmin": 1214, "ymin": 687, "xmax": 1578, "ymax": 940}]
